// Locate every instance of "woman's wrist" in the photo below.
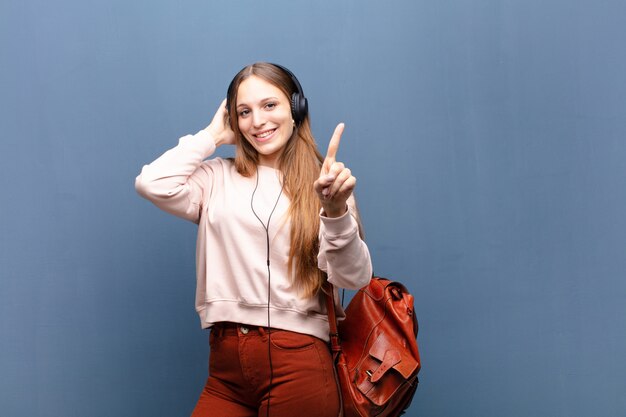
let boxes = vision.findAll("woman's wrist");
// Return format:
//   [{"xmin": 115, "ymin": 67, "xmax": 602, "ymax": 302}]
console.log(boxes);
[
  {"xmin": 321, "ymin": 203, "xmax": 348, "ymax": 218},
  {"xmin": 205, "ymin": 126, "xmax": 223, "ymax": 147}
]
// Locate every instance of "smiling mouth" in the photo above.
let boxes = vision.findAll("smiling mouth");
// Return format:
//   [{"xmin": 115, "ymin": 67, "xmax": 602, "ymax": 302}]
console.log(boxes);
[{"xmin": 254, "ymin": 128, "xmax": 276, "ymax": 141}]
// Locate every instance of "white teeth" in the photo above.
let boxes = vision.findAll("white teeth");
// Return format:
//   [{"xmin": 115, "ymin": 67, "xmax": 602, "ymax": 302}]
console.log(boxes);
[{"xmin": 256, "ymin": 129, "xmax": 275, "ymax": 138}]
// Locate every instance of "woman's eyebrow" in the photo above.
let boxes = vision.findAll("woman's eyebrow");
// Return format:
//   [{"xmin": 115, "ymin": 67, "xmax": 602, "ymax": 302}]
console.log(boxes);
[{"xmin": 236, "ymin": 97, "xmax": 280, "ymax": 109}]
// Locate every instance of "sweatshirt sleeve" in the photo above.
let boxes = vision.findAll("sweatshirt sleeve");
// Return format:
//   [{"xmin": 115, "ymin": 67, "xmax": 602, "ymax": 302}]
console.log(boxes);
[
  {"xmin": 317, "ymin": 195, "xmax": 373, "ymax": 290},
  {"xmin": 135, "ymin": 129, "xmax": 217, "ymax": 224}
]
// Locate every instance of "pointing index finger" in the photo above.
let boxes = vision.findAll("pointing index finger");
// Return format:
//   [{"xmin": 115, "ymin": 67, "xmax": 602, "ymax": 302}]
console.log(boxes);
[{"xmin": 325, "ymin": 123, "xmax": 345, "ymax": 162}]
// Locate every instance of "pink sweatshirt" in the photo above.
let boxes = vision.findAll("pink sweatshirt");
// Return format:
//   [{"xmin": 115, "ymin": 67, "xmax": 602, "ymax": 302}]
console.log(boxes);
[{"xmin": 135, "ymin": 129, "xmax": 372, "ymax": 341}]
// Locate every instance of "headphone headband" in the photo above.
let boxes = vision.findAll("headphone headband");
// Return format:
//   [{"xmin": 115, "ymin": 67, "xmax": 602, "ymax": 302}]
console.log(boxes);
[
  {"xmin": 271, "ymin": 63, "xmax": 305, "ymax": 99},
  {"xmin": 226, "ymin": 63, "xmax": 309, "ymax": 125}
]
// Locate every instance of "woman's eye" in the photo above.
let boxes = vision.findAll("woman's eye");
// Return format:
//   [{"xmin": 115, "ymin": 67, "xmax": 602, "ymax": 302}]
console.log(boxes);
[
  {"xmin": 265, "ymin": 102, "xmax": 276, "ymax": 109},
  {"xmin": 239, "ymin": 109, "xmax": 250, "ymax": 117}
]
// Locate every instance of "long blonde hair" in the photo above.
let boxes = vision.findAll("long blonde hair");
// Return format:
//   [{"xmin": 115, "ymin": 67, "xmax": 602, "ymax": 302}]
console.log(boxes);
[{"xmin": 226, "ymin": 63, "xmax": 325, "ymax": 298}]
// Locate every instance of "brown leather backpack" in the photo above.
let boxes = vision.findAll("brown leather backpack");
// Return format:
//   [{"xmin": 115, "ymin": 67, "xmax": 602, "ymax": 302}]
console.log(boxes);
[{"xmin": 325, "ymin": 277, "xmax": 421, "ymax": 417}]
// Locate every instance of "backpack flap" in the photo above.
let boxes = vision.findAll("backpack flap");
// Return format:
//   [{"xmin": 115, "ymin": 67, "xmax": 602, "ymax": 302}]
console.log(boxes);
[
  {"xmin": 369, "ymin": 333, "xmax": 420, "ymax": 379},
  {"xmin": 369, "ymin": 349, "xmax": 401, "ymax": 383},
  {"xmin": 356, "ymin": 334, "xmax": 419, "ymax": 406}
]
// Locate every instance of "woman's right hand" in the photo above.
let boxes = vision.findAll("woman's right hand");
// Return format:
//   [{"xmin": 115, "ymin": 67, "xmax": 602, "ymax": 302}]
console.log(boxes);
[{"xmin": 205, "ymin": 99, "xmax": 236, "ymax": 147}]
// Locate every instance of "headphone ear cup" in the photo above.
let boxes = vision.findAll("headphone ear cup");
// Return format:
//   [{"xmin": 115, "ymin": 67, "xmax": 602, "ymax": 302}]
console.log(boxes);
[{"xmin": 291, "ymin": 93, "xmax": 308, "ymax": 125}]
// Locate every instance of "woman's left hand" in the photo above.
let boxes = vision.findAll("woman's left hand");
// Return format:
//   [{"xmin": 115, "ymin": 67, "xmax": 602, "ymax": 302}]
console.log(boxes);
[{"xmin": 314, "ymin": 123, "xmax": 356, "ymax": 218}]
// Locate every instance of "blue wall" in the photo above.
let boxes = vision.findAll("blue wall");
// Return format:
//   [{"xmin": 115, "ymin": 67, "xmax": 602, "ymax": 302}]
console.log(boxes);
[{"xmin": 2, "ymin": 1, "xmax": 625, "ymax": 416}]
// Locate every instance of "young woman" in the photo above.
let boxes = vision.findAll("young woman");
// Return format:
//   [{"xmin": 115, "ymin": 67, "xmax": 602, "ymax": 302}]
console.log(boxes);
[{"xmin": 135, "ymin": 62, "xmax": 372, "ymax": 417}]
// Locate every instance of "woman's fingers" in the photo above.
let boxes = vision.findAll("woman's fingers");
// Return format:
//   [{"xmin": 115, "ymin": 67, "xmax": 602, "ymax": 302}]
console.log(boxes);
[
  {"xmin": 317, "ymin": 162, "xmax": 343, "ymax": 196},
  {"xmin": 214, "ymin": 99, "xmax": 228, "ymax": 121},
  {"xmin": 334, "ymin": 175, "xmax": 356, "ymax": 200},
  {"xmin": 316, "ymin": 123, "xmax": 356, "ymax": 216},
  {"xmin": 314, "ymin": 174, "xmax": 333, "ymax": 197},
  {"xmin": 316, "ymin": 163, "xmax": 355, "ymax": 200},
  {"xmin": 207, "ymin": 99, "xmax": 236, "ymax": 146},
  {"xmin": 322, "ymin": 123, "xmax": 345, "ymax": 174},
  {"xmin": 327, "ymin": 166, "xmax": 353, "ymax": 199}
]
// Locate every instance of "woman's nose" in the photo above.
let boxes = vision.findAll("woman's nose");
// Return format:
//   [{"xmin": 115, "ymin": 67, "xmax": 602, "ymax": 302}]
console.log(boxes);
[{"xmin": 252, "ymin": 111, "xmax": 266, "ymax": 128}]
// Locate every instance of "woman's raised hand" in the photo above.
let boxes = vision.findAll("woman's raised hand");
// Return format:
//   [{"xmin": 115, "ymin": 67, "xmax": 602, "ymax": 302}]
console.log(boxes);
[
  {"xmin": 314, "ymin": 123, "xmax": 356, "ymax": 218},
  {"xmin": 205, "ymin": 99, "xmax": 236, "ymax": 147}
]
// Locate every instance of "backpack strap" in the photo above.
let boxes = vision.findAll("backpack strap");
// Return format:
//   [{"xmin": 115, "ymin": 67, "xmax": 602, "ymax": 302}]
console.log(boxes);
[{"xmin": 323, "ymin": 281, "xmax": 342, "ymax": 360}]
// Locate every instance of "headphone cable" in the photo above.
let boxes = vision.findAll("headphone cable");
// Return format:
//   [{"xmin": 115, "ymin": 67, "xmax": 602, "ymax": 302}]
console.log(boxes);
[{"xmin": 250, "ymin": 168, "xmax": 284, "ymax": 417}]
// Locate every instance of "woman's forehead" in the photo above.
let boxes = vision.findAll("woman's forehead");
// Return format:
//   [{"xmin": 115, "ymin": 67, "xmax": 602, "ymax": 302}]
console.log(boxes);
[{"xmin": 236, "ymin": 76, "xmax": 288, "ymax": 106}]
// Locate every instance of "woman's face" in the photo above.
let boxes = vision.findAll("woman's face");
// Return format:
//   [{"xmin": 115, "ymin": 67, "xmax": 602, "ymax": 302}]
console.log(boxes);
[{"xmin": 236, "ymin": 75, "xmax": 294, "ymax": 168}]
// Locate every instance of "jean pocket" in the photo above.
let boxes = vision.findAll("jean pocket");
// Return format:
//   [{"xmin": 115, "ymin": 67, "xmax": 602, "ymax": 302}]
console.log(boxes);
[{"xmin": 269, "ymin": 330, "xmax": 317, "ymax": 351}]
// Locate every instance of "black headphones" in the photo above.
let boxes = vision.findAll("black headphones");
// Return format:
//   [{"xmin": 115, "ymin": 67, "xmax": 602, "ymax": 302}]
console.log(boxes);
[{"xmin": 226, "ymin": 63, "xmax": 309, "ymax": 126}]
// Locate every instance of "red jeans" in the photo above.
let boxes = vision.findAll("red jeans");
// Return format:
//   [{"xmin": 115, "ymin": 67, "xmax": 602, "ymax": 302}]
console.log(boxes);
[{"xmin": 191, "ymin": 323, "xmax": 340, "ymax": 417}]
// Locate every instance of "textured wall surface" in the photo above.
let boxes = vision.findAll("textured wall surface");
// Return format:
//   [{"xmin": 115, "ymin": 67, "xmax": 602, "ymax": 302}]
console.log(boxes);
[{"xmin": 2, "ymin": 1, "xmax": 625, "ymax": 416}]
